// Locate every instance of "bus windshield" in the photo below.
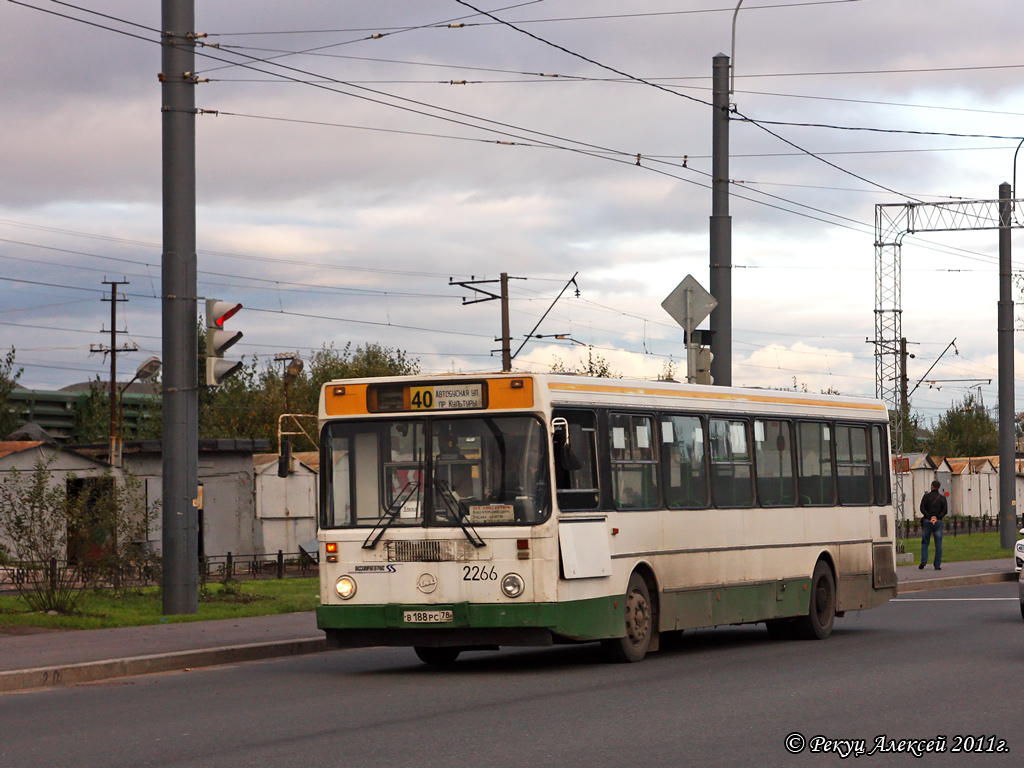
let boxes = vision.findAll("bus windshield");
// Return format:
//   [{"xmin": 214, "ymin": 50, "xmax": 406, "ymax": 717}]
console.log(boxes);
[{"xmin": 322, "ymin": 415, "xmax": 550, "ymax": 528}]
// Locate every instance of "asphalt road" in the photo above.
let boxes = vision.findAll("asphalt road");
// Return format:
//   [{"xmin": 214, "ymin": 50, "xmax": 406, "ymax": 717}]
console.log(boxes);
[{"xmin": 1, "ymin": 583, "xmax": 1020, "ymax": 768}]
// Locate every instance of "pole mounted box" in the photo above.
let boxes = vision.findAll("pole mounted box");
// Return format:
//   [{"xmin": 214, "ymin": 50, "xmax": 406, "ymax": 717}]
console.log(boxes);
[{"xmin": 205, "ymin": 298, "xmax": 243, "ymax": 386}]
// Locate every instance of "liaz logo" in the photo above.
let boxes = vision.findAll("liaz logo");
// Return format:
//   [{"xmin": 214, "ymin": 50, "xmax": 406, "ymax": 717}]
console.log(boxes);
[{"xmin": 354, "ymin": 565, "xmax": 397, "ymax": 573}]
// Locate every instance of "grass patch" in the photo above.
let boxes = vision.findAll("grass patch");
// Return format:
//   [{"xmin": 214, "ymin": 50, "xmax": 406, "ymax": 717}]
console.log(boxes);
[
  {"xmin": 900, "ymin": 531, "xmax": 1015, "ymax": 564},
  {"xmin": 0, "ymin": 578, "xmax": 319, "ymax": 631},
  {"xmin": 0, "ymin": 533, "xmax": 1016, "ymax": 631}
]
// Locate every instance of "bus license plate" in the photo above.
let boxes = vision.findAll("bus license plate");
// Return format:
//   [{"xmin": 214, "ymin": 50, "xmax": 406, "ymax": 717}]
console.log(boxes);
[{"xmin": 403, "ymin": 610, "xmax": 453, "ymax": 624}]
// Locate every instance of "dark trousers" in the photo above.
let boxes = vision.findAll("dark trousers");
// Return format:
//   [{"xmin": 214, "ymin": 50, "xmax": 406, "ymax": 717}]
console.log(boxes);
[{"xmin": 921, "ymin": 519, "xmax": 944, "ymax": 567}]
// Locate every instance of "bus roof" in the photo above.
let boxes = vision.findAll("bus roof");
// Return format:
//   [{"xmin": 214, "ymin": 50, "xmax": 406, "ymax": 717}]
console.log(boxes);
[{"xmin": 320, "ymin": 372, "xmax": 888, "ymax": 422}]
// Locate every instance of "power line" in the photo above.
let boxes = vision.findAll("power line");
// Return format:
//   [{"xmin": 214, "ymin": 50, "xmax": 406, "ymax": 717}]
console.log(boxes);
[
  {"xmin": 734, "ymin": 116, "xmax": 1024, "ymax": 142},
  {"xmin": 5, "ymin": 0, "xmax": 972, "ymax": 246},
  {"xmin": 450, "ymin": 0, "xmax": 712, "ymax": 108},
  {"xmin": 0, "ymin": 247, "xmax": 455, "ymax": 300},
  {"xmin": 205, "ymin": 1, "xmax": 547, "ymax": 37},
  {"xmin": 197, "ymin": 2, "xmax": 556, "ymax": 77},
  {"xmin": 449, "ymin": 0, "xmax": 923, "ymax": 205}
]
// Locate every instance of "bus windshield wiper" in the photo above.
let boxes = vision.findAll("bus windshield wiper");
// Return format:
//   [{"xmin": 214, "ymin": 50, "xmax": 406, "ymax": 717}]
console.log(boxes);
[
  {"xmin": 433, "ymin": 479, "xmax": 486, "ymax": 548},
  {"xmin": 363, "ymin": 480, "xmax": 419, "ymax": 550}
]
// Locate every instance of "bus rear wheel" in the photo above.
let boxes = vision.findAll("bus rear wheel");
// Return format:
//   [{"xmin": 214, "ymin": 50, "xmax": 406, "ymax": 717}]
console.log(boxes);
[
  {"xmin": 602, "ymin": 572, "xmax": 654, "ymax": 663},
  {"xmin": 794, "ymin": 560, "xmax": 836, "ymax": 640},
  {"xmin": 414, "ymin": 646, "xmax": 461, "ymax": 666}
]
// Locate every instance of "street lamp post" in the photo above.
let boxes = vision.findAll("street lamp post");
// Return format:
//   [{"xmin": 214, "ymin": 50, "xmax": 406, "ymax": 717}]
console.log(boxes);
[
  {"xmin": 275, "ymin": 354, "xmax": 304, "ymax": 413},
  {"xmin": 116, "ymin": 356, "xmax": 162, "ymax": 467}
]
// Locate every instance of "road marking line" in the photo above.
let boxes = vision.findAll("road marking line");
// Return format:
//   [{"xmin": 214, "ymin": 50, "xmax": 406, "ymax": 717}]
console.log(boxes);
[{"xmin": 893, "ymin": 597, "xmax": 1017, "ymax": 602}]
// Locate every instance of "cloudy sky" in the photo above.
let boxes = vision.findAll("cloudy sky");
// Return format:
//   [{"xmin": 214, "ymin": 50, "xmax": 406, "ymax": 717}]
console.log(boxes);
[{"xmin": 2, "ymin": 0, "xmax": 1022, "ymax": 424}]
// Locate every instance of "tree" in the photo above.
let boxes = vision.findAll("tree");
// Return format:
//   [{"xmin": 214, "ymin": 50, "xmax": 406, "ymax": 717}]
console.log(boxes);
[
  {"xmin": 924, "ymin": 393, "xmax": 998, "ymax": 458},
  {"xmin": 199, "ymin": 342, "xmax": 419, "ymax": 451},
  {"xmin": 71, "ymin": 376, "xmax": 110, "ymax": 444},
  {"xmin": 550, "ymin": 347, "xmax": 620, "ymax": 378},
  {"xmin": 71, "ymin": 375, "xmax": 162, "ymax": 445},
  {"xmin": 0, "ymin": 347, "xmax": 24, "ymax": 439},
  {"xmin": 658, "ymin": 358, "xmax": 678, "ymax": 381},
  {"xmin": 892, "ymin": 409, "xmax": 923, "ymax": 454},
  {"xmin": 0, "ymin": 459, "xmax": 156, "ymax": 612}
]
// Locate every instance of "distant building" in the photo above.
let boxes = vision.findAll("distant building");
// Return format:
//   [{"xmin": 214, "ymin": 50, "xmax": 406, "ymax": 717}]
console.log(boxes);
[
  {"xmin": 9, "ymin": 383, "xmax": 158, "ymax": 444},
  {"xmin": 0, "ymin": 440, "xmax": 118, "ymax": 558},
  {"xmin": 75, "ymin": 439, "xmax": 270, "ymax": 559},
  {"xmin": 254, "ymin": 451, "xmax": 319, "ymax": 555}
]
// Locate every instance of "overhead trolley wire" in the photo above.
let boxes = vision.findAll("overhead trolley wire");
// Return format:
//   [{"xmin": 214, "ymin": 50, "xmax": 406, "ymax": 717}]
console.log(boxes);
[
  {"xmin": 450, "ymin": 0, "xmax": 924, "ymax": 204},
  {"xmin": 207, "ymin": 1, "xmax": 864, "ymax": 37},
  {"xmin": 197, "ymin": 1, "xmax": 550, "ymax": 76}
]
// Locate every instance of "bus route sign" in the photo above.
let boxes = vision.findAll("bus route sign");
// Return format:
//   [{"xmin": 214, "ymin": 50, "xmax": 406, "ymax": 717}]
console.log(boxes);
[{"xmin": 409, "ymin": 383, "xmax": 485, "ymax": 411}]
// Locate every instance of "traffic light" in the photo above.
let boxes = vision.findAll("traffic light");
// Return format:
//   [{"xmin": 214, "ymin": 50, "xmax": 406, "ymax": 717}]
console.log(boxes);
[
  {"xmin": 205, "ymin": 298, "xmax": 243, "ymax": 386},
  {"xmin": 696, "ymin": 347, "xmax": 714, "ymax": 385}
]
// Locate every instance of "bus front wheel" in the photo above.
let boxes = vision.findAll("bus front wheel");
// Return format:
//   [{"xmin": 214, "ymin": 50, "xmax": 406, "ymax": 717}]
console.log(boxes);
[
  {"xmin": 795, "ymin": 560, "xmax": 836, "ymax": 640},
  {"xmin": 602, "ymin": 572, "xmax": 654, "ymax": 663},
  {"xmin": 414, "ymin": 646, "xmax": 461, "ymax": 666}
]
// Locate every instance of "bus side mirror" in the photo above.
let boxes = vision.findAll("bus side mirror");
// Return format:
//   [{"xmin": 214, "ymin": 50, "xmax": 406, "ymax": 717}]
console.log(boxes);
[{"xmin": 553, "ymin": 418, "xmax": 584, "ymax": 472}]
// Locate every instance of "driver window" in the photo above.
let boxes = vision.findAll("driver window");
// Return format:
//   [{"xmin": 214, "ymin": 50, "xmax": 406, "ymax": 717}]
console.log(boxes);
[{"xmin": 433, "ymin": 427, "xmax": 479, "ymax": 500}]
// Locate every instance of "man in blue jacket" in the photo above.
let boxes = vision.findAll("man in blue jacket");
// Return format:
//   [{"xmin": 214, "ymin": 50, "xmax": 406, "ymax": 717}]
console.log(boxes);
[{"xmin": 919, "ymin": 480, "xmax": 948, "ymax": 570}]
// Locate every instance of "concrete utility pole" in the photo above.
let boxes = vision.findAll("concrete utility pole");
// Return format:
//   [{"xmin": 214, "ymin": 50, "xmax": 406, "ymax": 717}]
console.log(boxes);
[
  {"xmin": 450, "ymin": 273, "xmax": 521, "ymax": 372},
  {"xmin": 709, "ymin": 53, "xmax": 732, "ymax": 386},
  {"xmin": 161, "ymin": 0, "xmax": 199, "ymax": 614},
  {"xmin": 499, "ymin": 273, "xmax": 511, "ymax": 372},
  {"xmin": 998, "ymin": 182, "xmax": 1015, "ymax": 548}
]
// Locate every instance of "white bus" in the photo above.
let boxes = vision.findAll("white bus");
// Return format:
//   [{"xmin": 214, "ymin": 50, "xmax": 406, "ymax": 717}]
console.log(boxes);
[{"xmin": 316, "ymin": 373, "xmax": 897, "ymax": 664}]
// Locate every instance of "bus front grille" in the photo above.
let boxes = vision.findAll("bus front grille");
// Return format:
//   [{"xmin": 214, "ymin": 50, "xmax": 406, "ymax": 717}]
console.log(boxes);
[{"xmin": 387, "ymin": 540, "xmax": 469, "ymax": 562}]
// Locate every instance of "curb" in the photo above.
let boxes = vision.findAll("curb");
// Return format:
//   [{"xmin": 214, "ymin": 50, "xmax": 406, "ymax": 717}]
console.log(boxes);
[
  {"xmin": 898, "ymin": 571, "xmax": 1017, "ymax": 593},
  {"xmin": 0, "ymin": 636, "xmax": 328, "ymax": 694}
]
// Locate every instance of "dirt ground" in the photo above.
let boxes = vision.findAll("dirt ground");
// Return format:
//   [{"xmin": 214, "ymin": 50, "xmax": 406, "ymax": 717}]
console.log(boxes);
[{"xmin": 0, "ymin": 625, "xmax": 67, "ymax": 637}]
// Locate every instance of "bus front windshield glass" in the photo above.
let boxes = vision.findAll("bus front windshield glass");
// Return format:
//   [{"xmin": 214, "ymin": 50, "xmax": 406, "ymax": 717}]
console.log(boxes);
[{"xmin": 323, "ymin": 416, "xmax": 550, "ymax": 528}]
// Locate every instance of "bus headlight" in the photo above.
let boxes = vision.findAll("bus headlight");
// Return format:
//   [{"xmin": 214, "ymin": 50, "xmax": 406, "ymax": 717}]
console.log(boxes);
[
  {"xmin": 335, "ymin": 575, "xmax": 357, "ymax": 600},
  {"xmin": 500, "ymin": 572, "xmax": 525, "ymax": 598}
]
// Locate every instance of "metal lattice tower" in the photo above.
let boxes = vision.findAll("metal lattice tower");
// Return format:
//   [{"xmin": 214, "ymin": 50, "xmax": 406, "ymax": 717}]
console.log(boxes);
[{"xmin": 875, "ymin": 196, "xmax": 1023, "ymax": 547}]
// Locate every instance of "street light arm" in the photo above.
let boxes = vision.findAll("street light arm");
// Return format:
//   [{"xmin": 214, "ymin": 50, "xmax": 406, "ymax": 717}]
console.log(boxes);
[
  {"xmin": 1013, "ymin": 137, "xmax": 1024, "ymax": 223},
  {"xmin": 730, "ymin": 1, "xmax": 744, "ymax": 96}
]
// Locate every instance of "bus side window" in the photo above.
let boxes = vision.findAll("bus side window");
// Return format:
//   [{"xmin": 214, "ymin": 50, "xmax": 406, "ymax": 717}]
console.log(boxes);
[
  {"xmin": 797, "ymin": 421, "xmax": 835, "ymax": 505},
  {"xmin": 553, "ymin": 410, "xmax": 599, "ymax": 510},
  {"xmin": 836, "ymin": 424, "xmax": 871, "ymax": 505},
  {"xmin": 609, "ymin": 413, "xmax": 659, "ymax": 510},
  {"xmin": 754, "ymin": 419, "xmax": 795, "ymax": 507},
  {"xmin": 709, "ymin": 418, "xmax": 753, "ymax": 507},
  {"xmin": 662, "ymin": 414, "xmax": 708, "ymax": 509}
]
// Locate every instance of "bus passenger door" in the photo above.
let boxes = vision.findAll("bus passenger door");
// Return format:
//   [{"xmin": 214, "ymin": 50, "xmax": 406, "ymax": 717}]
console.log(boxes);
[{"xmin": 552, "ymin": 409, "xmax": 599, "ymax": 512}]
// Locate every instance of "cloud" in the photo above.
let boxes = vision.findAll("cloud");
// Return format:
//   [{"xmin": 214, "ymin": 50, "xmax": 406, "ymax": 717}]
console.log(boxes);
[{"xmin": 2, "ymin": 0, "xmax": 1022, "ymax": 421}]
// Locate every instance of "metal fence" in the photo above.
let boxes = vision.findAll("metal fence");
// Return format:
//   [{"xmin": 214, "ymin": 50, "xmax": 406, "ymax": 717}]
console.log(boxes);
[
  {"xmin": 0, "ymin": 550, "xmax": 317, "ymax": 593},
  {"xmin": 200, "ymin": 550, "xmax": 319, "ymax": 582},
  {"xmin": 900, "ymin": 515, "xmax": 1023, "ymax": 539}
]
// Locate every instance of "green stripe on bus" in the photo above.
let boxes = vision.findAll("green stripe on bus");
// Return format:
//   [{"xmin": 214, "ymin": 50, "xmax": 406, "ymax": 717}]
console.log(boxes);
[
  {"xmin": 317, "ymin": 595, "xmax": 623, "ymax": 641},
  {"xmin": 316, "ymin": 577, "xmax": 821, "ymax": 642},
  {"xmin": 658, "ymin": 577, "xmax": 811, "ymax": 629}
]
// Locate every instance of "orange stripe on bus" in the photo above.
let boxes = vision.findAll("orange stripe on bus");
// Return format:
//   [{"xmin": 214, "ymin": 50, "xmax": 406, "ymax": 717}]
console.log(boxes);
[
  {"xmin": 324, "ymin": 384, "xmax": 370, "ymax": 416},
  {"xmin": 546, "ymin": 381, "xmax": 886, "ymax": 412}
]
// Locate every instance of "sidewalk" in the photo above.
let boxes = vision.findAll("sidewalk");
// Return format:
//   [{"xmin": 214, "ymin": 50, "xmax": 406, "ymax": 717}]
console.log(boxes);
[
  {"xmin": 0, "ymin": 611, "xmax": 326, "ymax": 693},
  {"xmin": 897, "ymin": 557, "xmax": 1017, "ymax": 592},
  {"xmin": 1, "ymin": 559, "xmax": 1017, "ymax": 693}
]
